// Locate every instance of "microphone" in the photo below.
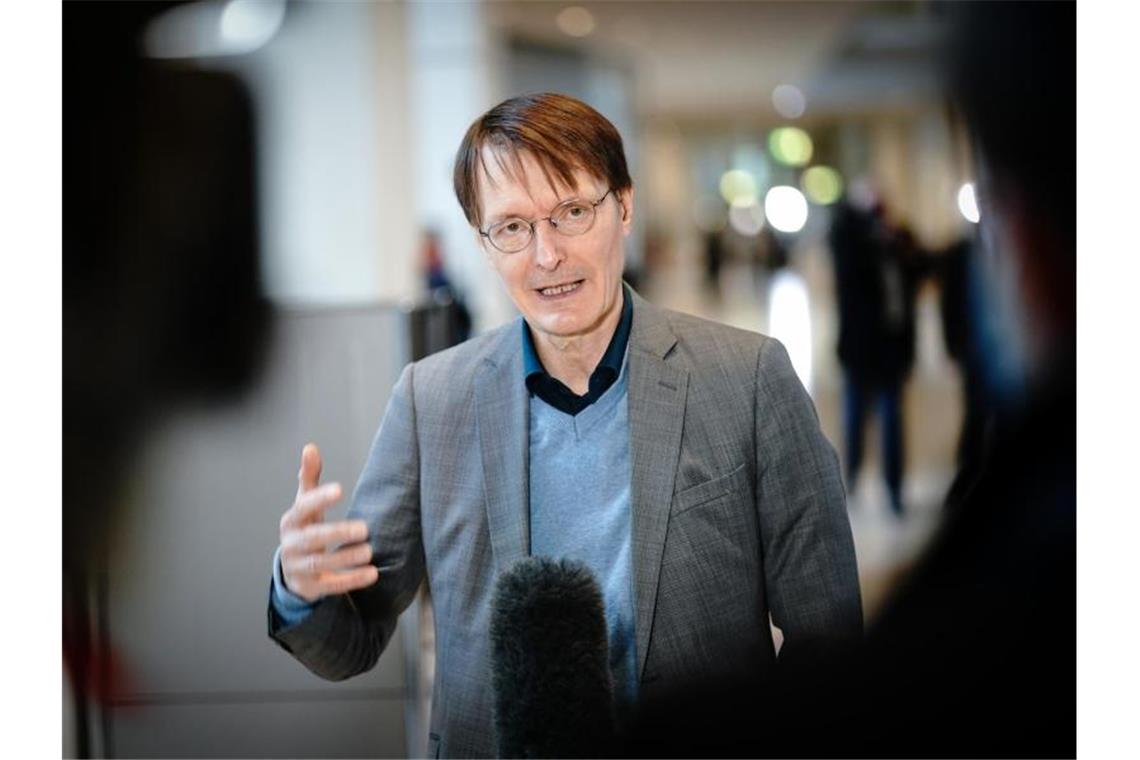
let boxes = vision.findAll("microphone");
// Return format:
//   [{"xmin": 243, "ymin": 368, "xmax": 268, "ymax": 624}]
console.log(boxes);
[{"xmin": 489, "ymin": 556, "xmax": 616, "ymax": 758}]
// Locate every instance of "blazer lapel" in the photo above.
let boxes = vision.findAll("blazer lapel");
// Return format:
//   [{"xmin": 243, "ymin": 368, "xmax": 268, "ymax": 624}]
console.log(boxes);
[
  {"xmin": 626, "ymin": 291, "xmax": 688, "ymax": 682},
  {"xmin": 475, "ymin": 323, "xmax": 531, "ymax": 574}
]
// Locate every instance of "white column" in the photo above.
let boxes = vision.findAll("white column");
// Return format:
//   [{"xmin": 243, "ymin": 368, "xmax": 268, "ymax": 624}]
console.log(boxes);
[
  {"xmin": 233, "ymin": 1, "xmax": 417, "ymax": 307},
  {"xmin": 407, "ymin": 0, "xmax": 515, "ymax": 332}
]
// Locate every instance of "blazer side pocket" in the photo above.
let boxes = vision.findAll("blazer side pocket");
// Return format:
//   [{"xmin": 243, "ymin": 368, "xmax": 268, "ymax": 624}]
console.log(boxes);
[{"xmin": 672, "ymin": 463, "xmax": 748, "ymax": 515}]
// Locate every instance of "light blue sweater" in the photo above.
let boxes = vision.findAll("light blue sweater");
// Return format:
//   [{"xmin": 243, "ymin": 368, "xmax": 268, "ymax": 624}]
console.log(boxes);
[{"xmin": 527, "ymin": 349, "xmax": 637, "ymax": 706}]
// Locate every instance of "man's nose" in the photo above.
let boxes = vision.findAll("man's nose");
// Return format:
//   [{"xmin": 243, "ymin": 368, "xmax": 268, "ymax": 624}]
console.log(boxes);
[{"xmin": 532, "ymin": 220, "xmax": 564, "ymax": 270}]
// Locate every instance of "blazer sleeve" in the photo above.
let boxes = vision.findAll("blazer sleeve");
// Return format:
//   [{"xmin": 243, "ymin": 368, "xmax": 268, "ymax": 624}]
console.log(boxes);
[
  {"xmin": 753, "ymin": 337, "xmax": 863, "ymax": 667},
  {"xmin": 267, "ymin": 362, "xmax": 427, "ymax": 681}
]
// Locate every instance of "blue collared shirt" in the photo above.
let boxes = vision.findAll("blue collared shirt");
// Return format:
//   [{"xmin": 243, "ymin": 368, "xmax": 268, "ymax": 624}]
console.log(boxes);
[{"xmin": 522, "ymin": 284, "xmax": 633, "ymax": 416}]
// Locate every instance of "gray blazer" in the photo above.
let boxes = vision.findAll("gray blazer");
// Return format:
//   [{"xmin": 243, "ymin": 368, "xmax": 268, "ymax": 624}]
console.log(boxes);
[{"xmin": 268, "ymin": 289, "xmax": 862, "ymax": 758}]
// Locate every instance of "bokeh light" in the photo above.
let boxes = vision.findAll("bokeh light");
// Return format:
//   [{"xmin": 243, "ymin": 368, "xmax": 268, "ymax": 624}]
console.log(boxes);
[
  {"xmin": 768, "ymin": 126, "xmax": 813, "ymax": 167},
  {"xmin": 556, "ymin": 7, "xmax": 596, "ymax": 38},
  {"xmin": 728, "ymin": 200, "xmax": 766, "ymax": 237},
  {"xmin": 219, "ymin": 0, "xmax": 286, "ymax": 51},
  {"xmin": 719, "ymin": 169, "xmax": 758, "ymax": 205},
  {"xmin": 801, "ymin": 166, "xmax": 844, "ymax": 205},
  {"xmin": 957, "ymin": 182, "xmax": 980, "ymax": 223},
  {"xmin": 772, "ymin": 84, "xmax": 806, "ymax": 119},
  {"xmin": 764, "ymin": 185, "xmax": 809, "ymax": 233}
]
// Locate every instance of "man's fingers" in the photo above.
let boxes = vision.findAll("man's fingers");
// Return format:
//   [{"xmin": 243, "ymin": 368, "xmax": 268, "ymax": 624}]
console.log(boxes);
[
  {"xmin": 282, "ymin": 541, "xmax": 373, "ymax": 576},
  {"xmin": 297, "ymin": 443, "xmax": 323, "ymax": 494},
  {"xmin": 282, "ymin": 519, "xmax": 369, "ymax": 555},
  {"xmin": 289, "ymin": 565, "xmax": 380, "ymax": 604},
  {"xmin": 315, "ymin": 565, "xmax": 380, "ymax": 596},
  {"xmin": 281, "ymin": 482, "xmax": 343, "ymax": 532}
]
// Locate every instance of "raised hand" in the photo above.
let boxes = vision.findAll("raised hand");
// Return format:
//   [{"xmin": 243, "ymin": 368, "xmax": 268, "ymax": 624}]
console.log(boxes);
[{"xmin": 278, "ymin": 443, "xmax": 379, "ymax": 603}]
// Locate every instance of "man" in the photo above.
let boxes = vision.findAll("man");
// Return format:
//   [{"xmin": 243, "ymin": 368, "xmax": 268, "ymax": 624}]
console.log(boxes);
[{"xmin": 267, "ymin": 93, "xmax": 862, "ymax": 757}]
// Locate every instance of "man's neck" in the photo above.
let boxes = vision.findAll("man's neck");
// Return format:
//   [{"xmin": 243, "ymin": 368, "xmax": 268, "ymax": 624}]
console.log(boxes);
[{"xmin": 530, "ymin": 298, "xmax": 624, "ymax": 396}]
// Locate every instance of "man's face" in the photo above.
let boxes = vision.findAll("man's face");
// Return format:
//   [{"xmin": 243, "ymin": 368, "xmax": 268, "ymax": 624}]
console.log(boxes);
[{"xmin": 475, "ymin": 149, "xmax": 633, "ymax": 343}]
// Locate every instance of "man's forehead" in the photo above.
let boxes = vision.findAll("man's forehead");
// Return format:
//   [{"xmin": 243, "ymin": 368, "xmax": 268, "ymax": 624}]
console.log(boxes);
[{"xmin": 476, "ymin": 146, "xmax": 596, "ymax": 214}]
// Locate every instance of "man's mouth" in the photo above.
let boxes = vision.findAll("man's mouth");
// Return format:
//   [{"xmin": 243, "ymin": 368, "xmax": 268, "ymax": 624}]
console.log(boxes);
[{"xmin": 536, "ymin": 280, "xmax": 583, "ymax": 297}]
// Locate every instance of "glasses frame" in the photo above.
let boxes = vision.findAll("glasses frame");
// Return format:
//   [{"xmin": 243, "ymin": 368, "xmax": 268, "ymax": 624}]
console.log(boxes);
[{"xmin": 479, "ymin": 188, "xmax": 615, "ymax": 254}]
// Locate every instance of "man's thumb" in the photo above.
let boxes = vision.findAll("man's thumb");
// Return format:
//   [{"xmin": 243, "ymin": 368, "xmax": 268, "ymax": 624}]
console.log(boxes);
[{"xmin": 298, "ymin": 442, "xmax": 322, "ymax": 491}]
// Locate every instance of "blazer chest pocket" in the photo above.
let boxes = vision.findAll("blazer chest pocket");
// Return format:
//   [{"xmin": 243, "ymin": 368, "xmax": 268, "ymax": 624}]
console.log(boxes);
[{"xmin": 672, "ymin": 463, "xmax": 748, "ymax": 515}]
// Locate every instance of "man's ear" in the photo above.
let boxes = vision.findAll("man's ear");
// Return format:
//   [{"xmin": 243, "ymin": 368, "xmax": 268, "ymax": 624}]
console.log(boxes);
[{"xmin": 619, "ymin": 187, "xmax": 634, "ymax": 236}]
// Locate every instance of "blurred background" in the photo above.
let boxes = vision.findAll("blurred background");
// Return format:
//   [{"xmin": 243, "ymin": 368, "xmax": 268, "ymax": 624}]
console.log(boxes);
[{"xmin": 62, "ymin": 1, "xmax": 1064, "ymax": 757}]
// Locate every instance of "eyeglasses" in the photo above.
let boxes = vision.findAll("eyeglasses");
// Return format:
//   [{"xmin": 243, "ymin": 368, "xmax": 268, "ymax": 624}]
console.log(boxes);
[{"xmin": 479, "ymin": 188, "xmax": 615, "ymax": 254}]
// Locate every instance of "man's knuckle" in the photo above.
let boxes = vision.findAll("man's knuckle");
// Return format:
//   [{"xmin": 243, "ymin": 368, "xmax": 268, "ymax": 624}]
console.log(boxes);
[{"xmin": 303, "ymin": 526, "xmax": 323, "ymax": 550}]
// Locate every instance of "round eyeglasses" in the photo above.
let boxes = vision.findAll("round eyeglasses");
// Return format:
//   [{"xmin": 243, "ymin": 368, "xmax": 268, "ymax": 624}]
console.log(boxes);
[{"xmin": 479, "ymin": 188, "xmax": 614, "ymax": 253}]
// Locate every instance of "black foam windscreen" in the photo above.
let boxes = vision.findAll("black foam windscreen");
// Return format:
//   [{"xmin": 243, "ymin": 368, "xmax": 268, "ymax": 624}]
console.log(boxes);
[{"xmin": 489, "ymin": 556, "xmax": 616, "ymax": 758}]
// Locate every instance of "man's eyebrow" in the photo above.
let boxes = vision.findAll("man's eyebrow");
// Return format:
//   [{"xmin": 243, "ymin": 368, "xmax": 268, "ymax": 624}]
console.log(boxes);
[
  {"xmin": 485, "ymin": 192, "xmax": 584, "ymax": 226},
  {"xmin": 484, "ymin": 206, "xmax": 528, "ymax": 226}
]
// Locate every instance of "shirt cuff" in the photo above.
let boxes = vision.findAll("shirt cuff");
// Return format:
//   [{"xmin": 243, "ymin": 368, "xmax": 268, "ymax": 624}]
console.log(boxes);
[{"xmin": 271, "ymin": 546, "xmax": 317, "ymax": 626}]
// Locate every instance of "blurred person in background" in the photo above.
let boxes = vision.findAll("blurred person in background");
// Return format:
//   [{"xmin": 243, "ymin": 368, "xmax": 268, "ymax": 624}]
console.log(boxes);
[
  {"xmin": 934, "ymin": 235, "xmax": 992, "ymax": 508},
  {"xmin": 420, "ymin": 226, "xmax": 473, "ymax": 345},
  {"xmin": 701, "ymin": 227, "xmax": 727, "ymax": 299},
  {"xmin": 828, "ymin": 188, "xmax": 920, "ymax": 516},
  {"xmin": 266, "ymin": 92, "xmax": 862, "ymax": 756},
  {"xmin": 635, "ymin": 1, "xmax": 1075, "ymax": 755}
]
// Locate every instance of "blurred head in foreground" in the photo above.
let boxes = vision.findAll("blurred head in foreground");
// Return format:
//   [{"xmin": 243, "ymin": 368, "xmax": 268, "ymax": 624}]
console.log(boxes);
[
  {"xmin": 945, "ymin": 0, "xmax": 1075, "ymax": 407},
  {"xmin": 64, "ymin": 1, "xmax": 270, "ymax": 726}
]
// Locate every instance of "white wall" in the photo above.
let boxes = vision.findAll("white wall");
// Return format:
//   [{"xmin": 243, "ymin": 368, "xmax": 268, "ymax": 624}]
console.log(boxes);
[{"xmin": 234, "ymin": 1, "xmax": 416, "ymax": 307}]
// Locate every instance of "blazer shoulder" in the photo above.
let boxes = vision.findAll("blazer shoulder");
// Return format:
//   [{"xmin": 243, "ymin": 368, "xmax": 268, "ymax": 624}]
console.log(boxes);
[
  {"xmin": 407, "ymin": 319, "xmax": 517, "ymax": 388},
  {"xmin": 659, "ymin": 307, "xmax": 775, "ymax": 369}
]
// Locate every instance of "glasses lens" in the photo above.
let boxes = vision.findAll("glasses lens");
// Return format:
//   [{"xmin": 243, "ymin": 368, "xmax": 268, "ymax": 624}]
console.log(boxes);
[
  {"xmin": 552, "ymin": 202, "xmax": 595, "ymax": 235},
  {"xmin": 490, "ymin": 219, "xmax": 531, "ymax": 252}
]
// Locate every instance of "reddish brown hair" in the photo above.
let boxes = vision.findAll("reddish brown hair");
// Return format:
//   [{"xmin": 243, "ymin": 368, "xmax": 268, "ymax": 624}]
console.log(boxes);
[{"xmin": 453, "ymin": 92, "xmax": 632, "ymax": 229}]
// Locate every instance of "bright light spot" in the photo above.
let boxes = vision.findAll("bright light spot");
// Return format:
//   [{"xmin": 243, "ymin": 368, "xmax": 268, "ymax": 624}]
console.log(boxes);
[
  {"xmin": 768, "ymin": 127, "xmax": 813, "ymax": 167},
  {"xmin": 772, "ymin": 84, "xmax": 806, "ymax": 119},
  {"xmin": 768, "ymin": 270, "xmax": 814, "ymax": 396},
  {"xmin": 958, "ymin": 182, "xmax": 980, "ymax": 223},
  {"xmin": 801, "ymin": 166, "xmax": 844, "ymax": 205},
  {"xmin": 557, "ymin": 6, "xmax": 596, "ymax": 37},
  {"xmin": 693, "ymin": 196, "xmax": 728, "ymax": 234},
  {"xmin": 729, "ymin": 201, "xmax": 766, "ymax": 237},
  {"xmin": 764, "ymin": 186, "xmax": 809, "ymax": 233},
  {"xmin": 219, "ymin": 0, "xmax": 286, "ymax": 52},
  {"xmin": 719, "ymin": 169, "xmax": 758, "ymax": 205}
]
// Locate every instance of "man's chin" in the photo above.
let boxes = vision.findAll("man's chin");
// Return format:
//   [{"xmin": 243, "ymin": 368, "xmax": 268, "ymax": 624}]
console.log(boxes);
[{"xmin": 527, "ymin": 312, "xmax": 596, "ymax": 341}]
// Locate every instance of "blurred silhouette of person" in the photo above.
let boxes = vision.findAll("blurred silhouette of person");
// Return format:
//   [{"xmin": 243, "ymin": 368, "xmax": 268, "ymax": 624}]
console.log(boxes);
[
  {"xmin": 702, "ymin": 228, "xmax": 726, "ymax": 299},
  {"xmin": 934, "ymin": 235, "xmax": 992, "ymax": 507},
  {"xmin": 631, "ymin": 1, "xmax": 1074, "ymax": 756},
  {"xmin": 419, "ymin": 227, "xmax": 472, "ymax": 346},
  {"xmin": 64, "ymin": 3, "xmax": 269, "ymax": 755},
  {"xmin": 828, "ymin": 190, "xmax": 919, "ymax": 516}
]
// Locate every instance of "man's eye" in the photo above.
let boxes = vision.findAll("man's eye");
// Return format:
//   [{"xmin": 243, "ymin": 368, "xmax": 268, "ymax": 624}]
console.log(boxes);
[
  {"xmin": 502, "ymin": 221, "xmax": 523, "ymax": 234},
  {"xmin": 565, "ymin": 205, "xmax": 587, "ymax": 218}
]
